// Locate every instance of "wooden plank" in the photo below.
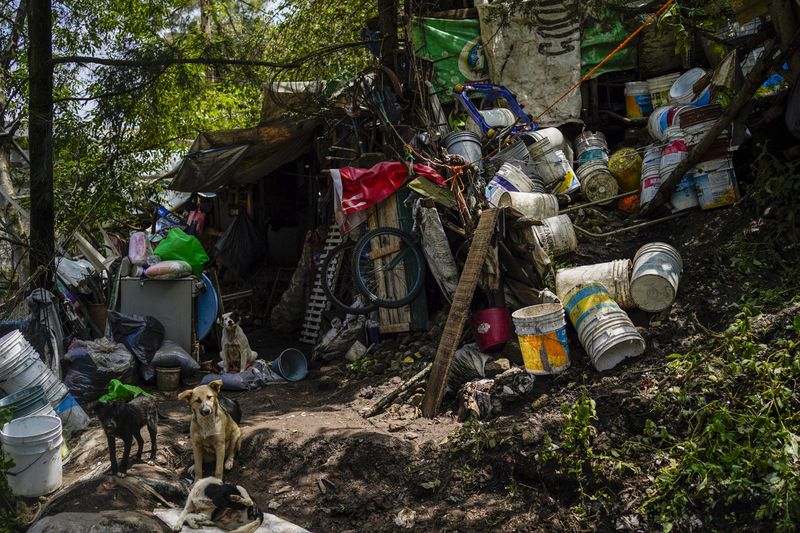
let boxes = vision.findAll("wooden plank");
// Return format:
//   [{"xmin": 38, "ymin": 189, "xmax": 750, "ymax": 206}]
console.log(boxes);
[
  {"xmin": 369, "ymin": 241, "xmax": 402, "ymax": 260},
  {"xmin": 379, "ymin": 322, "xmax": 411, "ymax": 334},
  {"xmin": 421, "ymin": 209, "xmax": 499, "ymax": 418}
]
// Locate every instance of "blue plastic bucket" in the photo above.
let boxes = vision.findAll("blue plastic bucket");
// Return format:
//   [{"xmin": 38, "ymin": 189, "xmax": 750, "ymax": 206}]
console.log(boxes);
[
  {"xmin": 272, "ymin": 349, "xmax": 308, "ymax": 381},
  {"xmin": 0, "ymin": 385, "xmax": 53, "ymax": 419}
]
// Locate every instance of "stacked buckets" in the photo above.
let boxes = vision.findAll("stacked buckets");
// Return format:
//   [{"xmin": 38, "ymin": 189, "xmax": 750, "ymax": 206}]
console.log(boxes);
[
  {"xmin": 511, "ymin": 303, "xmax": 570, "ymax": 375},
  {"xmin": 0, "ymin": 329, "xmax": 88, "ymax": 432},
  {"xmin": 555, "ymin": 260, "xmax": 635, "ymax": 309},
  {"xmin": 564, "ymin": 283, "xmax": 645, "ymax": 372}
]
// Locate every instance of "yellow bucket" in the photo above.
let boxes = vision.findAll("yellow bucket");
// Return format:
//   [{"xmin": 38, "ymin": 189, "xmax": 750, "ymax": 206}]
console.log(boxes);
[
  {"xmin": 608, "ymin": 148, "xmax": 643, "ymax": 193},
  {"xmin": 512, "ymin": 303, "xmax": 570, "ymax": 375},
  {"xmin": 562, "ymin": 283, "xmax": 616, "ymax": 330}
]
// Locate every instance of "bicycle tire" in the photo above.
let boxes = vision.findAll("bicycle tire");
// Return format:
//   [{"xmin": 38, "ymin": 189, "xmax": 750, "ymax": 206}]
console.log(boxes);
[
  {"xmin": 321, "ymin": 241, "xmax": 378, "ymax": 315},
  {"xmin": 352, "ymin": 227, "xmax": 425, "ymax": 309}
]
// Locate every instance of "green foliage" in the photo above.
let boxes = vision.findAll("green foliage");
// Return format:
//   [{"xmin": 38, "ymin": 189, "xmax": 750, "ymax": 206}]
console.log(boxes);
[
  {"xmin": 0, "ymin": 408, "xmax": 17, "ymax": 532},
  {"xmin": 751, "ymin": 142, "xmax": 800, "ymax": 242},
  {"xmin": 449, "ymin": 417, "xmax": 506, "ymax": 461},
  {"xmin": 346, "ymin": 357, "xmax": 371, "ymax": 379}
]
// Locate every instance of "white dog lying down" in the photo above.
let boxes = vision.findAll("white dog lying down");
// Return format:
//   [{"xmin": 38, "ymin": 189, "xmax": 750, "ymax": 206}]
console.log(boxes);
[
  {"xmin": 174, "ymin": 476, "xmax": 263, "ymax": 533},
  {"xmin": 219, "ymin": 312, "xmax": 258, "ymax": 374}
]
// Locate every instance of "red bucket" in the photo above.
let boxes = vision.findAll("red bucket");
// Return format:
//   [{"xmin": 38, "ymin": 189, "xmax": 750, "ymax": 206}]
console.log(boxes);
[{"xmin": 470, "ymin": 307, "xmax": 512, "ymax": 353}]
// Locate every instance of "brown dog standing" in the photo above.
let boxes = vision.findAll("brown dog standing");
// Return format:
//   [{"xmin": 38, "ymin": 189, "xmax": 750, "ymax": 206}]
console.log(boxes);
[{"xmin": 178, "ymin": 380, "xmax": 242, "ymax": 480}]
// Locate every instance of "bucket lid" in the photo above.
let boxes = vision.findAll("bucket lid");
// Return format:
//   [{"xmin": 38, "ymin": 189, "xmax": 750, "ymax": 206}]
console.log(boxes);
[
  {"xmin": 0, "ymin": 414, "xmax": 62, "ymax": 442},
  {"xmin": 511, "ymin": 302, "xmax": 564, "ymax": 321}
]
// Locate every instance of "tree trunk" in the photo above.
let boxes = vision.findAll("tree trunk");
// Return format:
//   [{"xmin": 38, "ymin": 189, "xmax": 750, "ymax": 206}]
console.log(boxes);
[
  {"xmin": 200, "ymin": 0, "xmax": 214, "ymax": 82},
  {"xmin": 28, "ymin": 0, "xmax": 54, "ymax": 289},
  {"xmin": 377, "ymin": 0, "xmax": 398, "ymax": 70}
]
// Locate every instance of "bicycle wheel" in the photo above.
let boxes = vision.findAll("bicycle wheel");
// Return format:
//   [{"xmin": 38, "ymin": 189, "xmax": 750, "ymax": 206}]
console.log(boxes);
[
  {"xmin": 321, "ymin": 241, "xmax": 378, "ymax": 315},
  {"xmin": 352, "ymin": 227, "xmax": 425, "ymax": 309}
]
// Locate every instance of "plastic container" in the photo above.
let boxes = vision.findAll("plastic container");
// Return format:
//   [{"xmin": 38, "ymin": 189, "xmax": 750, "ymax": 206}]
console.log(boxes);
[
  {"xmin": 678, "ymin": 104, "xmax": 724, "ymax": 146},
  {"xmin": 466, "ymin": 108, "xmax": 516, "ymax": 136},
  {"xmin": 556, "ymin": 260, "xmax": 635, "ymax": 309},
  {"xmin": 670, "ymin": 175, "xmax": 699, "ymax": 212},
  {"xmin": 608, "ymin": 148, "xmax": 643, "ymax": 193},
  {"xmin": 630, "ymin": 243, "xmax": 683, "ymax": 312},
  {"xmin": 155, "ymin": 366, "xmax": 181, "ymax": 392},
  {"xmin": 128, "ymin": 231, "xmax": 153, "ymax": 266},
  {"xmin": 197, "ymin": 273, "xmax": 219, "ymax": 341},
  {"xmin": 272, "ymin": 349, "xmax": 308, "ymax": 381},
  {"xmin": 528, "ymin": 137, "xmax": 579, "ymax": 193},
  {"xmin": 563, "ymin": 283, "xmax": 645, "ymax": 371},
  {"xmin": 511, "ymin": 303, "xmax": 570, "ymax": 375},
  {"xmin": 647, "ymin": 72, "xmax": 681, "ymax": 107},
  {"xmin": 1, "ymin": 415, "xmax": 63, "ymax": 497},
  {"xmin": 54, "ymin": 393, "xmax": 90, "ymax": 433},
  {"xmin": 693, "ymin": 157, "xmax": 739, "ymax": 210},
  {"xmin": 532, "ymin": 215, "xmax": 578, "ymax": 257},
  {"xmin": 574, "ymin": 131, "xmax": 609, "ymax": 168},
  {"xmin": 470, "ymin": 308, "xmax": 512, "ymax": 353},
  {"xmin": 670, "ymin": 68, "xmax": 706, "ymax": 104},
  {"xmin": 497, "ymin": 192, "xmax": 559, "ymax": 219},
  {"xmin": 0, "ymin": 333, "xmax": 67, "ymax": 408},
  {"xmin": 625, "ymin": 81, "xmax": 653, "ymax": 118},
  {"xmin": 491, "ymin": 137, "xmax": 537, "ymax": 178},
  {"xmin": 444, "ymin": 131, "xmax": 483, "ymax": 168},
  {"xmin": 0, "ymin": 385, "xmax": 55, "ymax": 420},
  {"xmin": 660, "ymin": 127, "xmax": 688, "ymax": 181},
  {"xmin": 576, "ymin": 160, "xmax": 619, "ymax": 204},
  {"xmin": 486, "ymin": 162, "xmax": 534, "ymax": 206}
]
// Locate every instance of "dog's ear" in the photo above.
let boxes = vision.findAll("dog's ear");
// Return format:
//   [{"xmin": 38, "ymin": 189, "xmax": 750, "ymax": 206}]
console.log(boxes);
[
  {"xmin": 230, "ymin": 311, "xmax": 240, "ymax": 323},
  {"xmin": 177, "ymin": 390, "xmax": 193, "ymax": 402},
  {"xmin": 208, "ymin": 380, "xmax": 223, "ymax": 394}
]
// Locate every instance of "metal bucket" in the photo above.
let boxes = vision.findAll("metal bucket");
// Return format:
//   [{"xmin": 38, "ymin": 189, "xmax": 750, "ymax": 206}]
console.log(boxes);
[
  {"xmin": 155, "ymin": 366, "xmax": 181, "ymax": 392},
  {"xmin": 532, "ymin": 215, "xmax": 577, "ymax": 257},
  {"xmin": 556, "ymin": 260, "xmax": 634, "ymax": 309},
  {"xmin": 563, "ymin": 283, "xmax": 645, "ymax": 371},
  {"xmin": 630, "ymin": 242, "xmax": 683, "ymax": 312},
  {"xmin": 511, "ymin": 303, "xmax": 570, "ymax": 375},
  {"xmin": 491, "ymin": 137, "xmax": 537, "ymax": 177},
  {"xmin": 444, "ymin": 131, "xmax": 483, "ymax": 168},
  {"xmin": 576, "ymin": 160, "xmax": 619, "ymax": 204},
  {"xmin": 497, "ymin": 192, "xmax": 559, "ymax": 219}
]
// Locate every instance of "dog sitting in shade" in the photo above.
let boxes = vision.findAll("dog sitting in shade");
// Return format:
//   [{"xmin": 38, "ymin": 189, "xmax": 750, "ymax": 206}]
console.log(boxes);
[{"xmin": 218, "ymin": 311, "xmax": 258, "ymax": 374}]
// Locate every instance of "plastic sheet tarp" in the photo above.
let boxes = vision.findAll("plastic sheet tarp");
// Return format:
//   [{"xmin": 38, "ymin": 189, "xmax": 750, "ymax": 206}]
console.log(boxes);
[
  {"xmin": 581, "ymin": 10, "xmax": 637, "ymax": 78},
  {"xmin": 63, "ymin": 343, "xmax": 136, "ymax": 402},
  {"xmin": 108, "ymin": 311, "xmax": 165, "ymax": 380},
  {"xmin": 475, "ymin": 0, "xmax": 582, "ymax": 126},
  {"xmin": 414, "ymin": 199, "xmax": 458, "ymax": 302},
  {"xmin": 201, "ymin": 360, "xmax": 286, "ymax": 391},
  {"xmin": 167, "ymin": 119, "xmax": 319, "ymax": 192},
  {"xmin": 214, "ymin": 214, "xmax": 266, "ymax": 280}
]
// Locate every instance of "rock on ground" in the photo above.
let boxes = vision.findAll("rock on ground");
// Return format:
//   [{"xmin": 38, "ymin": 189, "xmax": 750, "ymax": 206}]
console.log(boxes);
[{"xmin": 27, "ymin": 511, "xmax": 168, "ymax": 533}]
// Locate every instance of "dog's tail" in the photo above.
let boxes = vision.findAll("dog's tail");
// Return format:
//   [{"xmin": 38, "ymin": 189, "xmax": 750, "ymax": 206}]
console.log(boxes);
[{"xmin": 156, "ymin": 407, "xmax": 170, "ymax": 421}]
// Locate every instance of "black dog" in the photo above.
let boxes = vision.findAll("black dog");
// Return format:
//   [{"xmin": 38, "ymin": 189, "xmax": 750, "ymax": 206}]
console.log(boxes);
[
  {"xmin": 95, "ymin": 395, "xmax": 158, "ymax": 477},
  {"xmin": 219, "ymin": 395, "xmax": 242, "ymax": 425},
  {"xmin": 174, "ymin": 476, "xmax": 264, "ymax": 532}
]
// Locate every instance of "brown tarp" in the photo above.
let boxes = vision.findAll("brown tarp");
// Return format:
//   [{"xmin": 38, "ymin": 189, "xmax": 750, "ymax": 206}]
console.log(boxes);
[{"xmin": 168, "ymin": 118, "xmax": 319, "ymax": 192}]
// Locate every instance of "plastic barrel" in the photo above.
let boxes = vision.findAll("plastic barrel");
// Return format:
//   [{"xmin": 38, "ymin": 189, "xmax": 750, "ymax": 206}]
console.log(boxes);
[
  {"xmin": 511, "ymin": 303, "xmax": 570, "ymax": 375},
  {"xmin": 272, "ymin": 349, "xmax": 308, "ymax": 381},
  {"xmin": 630, "ymin": 243, "xmax": 683, "ymax": 312},
  {"xmin": 1, "ymin": 415, "xmax": 63, "ymax": 497},
  {"xmin": 556, "ymin": 260, "xmax": 634, "ymax": 309},
  {"xmin": 563, "ymin": 283, "xmax": 645, "ymax": 371}
]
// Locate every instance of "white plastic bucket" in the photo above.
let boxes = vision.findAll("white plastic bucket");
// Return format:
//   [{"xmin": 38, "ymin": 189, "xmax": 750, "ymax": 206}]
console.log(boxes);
[
  {"xmin": 625, "ymin": 81, "xmax": 653, "ymax": 118},
  {"xmin": 486, "ymin": 162, "xmax": 534, "ymax": 206},
  {"xmin": 528, "ymin": 137, "xmax": 578, "ymax": 192},
  {"xmin": 497, "ymin": 191, "xmax": 559, "ymax": 219},
  {"xmin": 466, "ymin": 108, "xmax": 516, "ymax": 136},
  {"xmin": 511, "ymin": 303, "xmax": 570, "ymax": 375},
  {"xmin": 670, "ymin": 175, "xmax": 699, "ymax": 212},
  {"xmin": 491, "ymin": 137, "xmax": 537, "ymax": 178},
  {"xmin": 630, "ymin": 242, "xmax": 683, "ymax": 312},
  {"xmin": 670, "ymin": 68, "xmax": 706, "ymax": 104},
  {"xmin": 647, "ymin": 106, "xmax": 671, "ymax": 141},
  {"xmin": 0, "ymin": 342, "xmax": 53, "ymax": 396},
  {"xmin": 1, "ymin": 415, "xmax": 63, "ymax": 497},
  {"xmin": 532, "ymin": 215, "xmax": 577, "ymax": 257},
  {"xmin": 678, "ymin": 104, "xmax": 724, "ymax": 145},
  {"xmin": 693, "ymin": 157, "xmax": 739, "ymax": 210},
  {"xmin": 576, "ymin": 160, "xmax": 619, "ymax": 204},
  {"xmin": 556, "ymin": 260, "xmax": 634, "ymax": 309},
  {"xmin": 563, "ymin": 283, "xmax": 644, "ymax": 371},
  {"xmin": 647, "ymin": 72, "xmax": 681, "ymax": 108}
]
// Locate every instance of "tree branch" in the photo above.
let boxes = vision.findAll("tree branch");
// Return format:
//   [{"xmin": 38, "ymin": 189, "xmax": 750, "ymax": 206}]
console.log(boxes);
[{"xmin": 50, "ymin": 55, "xmax": 296, "ymax": 69}]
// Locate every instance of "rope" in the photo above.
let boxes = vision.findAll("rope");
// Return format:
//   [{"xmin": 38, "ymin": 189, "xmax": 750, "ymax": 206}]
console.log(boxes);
[{"xmin": 533, "ymin": 0, "xmax": 676, "ymax": 123}]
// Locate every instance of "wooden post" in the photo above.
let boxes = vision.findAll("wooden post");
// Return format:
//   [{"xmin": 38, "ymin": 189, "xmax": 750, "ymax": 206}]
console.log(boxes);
[
  {"xmin": 28, "ymin": 0, "xmax": 54, "ymax": 289},
  {"xmin": 640, "ymin": 32, "xmax": 799, "ymax": 216},
  {"xmin": 421, "ymin": 209, "xmax": 499, "ymax": 418}
]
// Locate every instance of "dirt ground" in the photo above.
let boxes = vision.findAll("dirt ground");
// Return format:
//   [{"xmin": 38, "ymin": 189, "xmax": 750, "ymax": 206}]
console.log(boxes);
[{"xmin": 22, "ymin": 184, "xmax": 792, "ymax": 532}]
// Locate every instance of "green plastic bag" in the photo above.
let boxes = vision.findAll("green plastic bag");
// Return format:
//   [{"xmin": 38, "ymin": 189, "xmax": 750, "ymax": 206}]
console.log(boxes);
[
  {"xmin": 155, "ymin": 228, "xmax": 208, "ymax": 276},
  {"xmin": 98, "ymin": 379, "xmax": 153, "ymax": 403}
]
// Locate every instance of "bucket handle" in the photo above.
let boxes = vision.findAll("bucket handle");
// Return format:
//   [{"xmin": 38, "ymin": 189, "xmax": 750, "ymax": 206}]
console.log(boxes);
[{"xmin": 539, "ymin": 346, "xmax": 553, "ymax": 374}]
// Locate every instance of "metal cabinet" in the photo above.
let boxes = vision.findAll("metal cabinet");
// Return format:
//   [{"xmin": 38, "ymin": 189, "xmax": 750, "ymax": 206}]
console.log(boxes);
[{"xmin": 120, "ymin": 277, "xmax": 194, "ymax": 352}]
